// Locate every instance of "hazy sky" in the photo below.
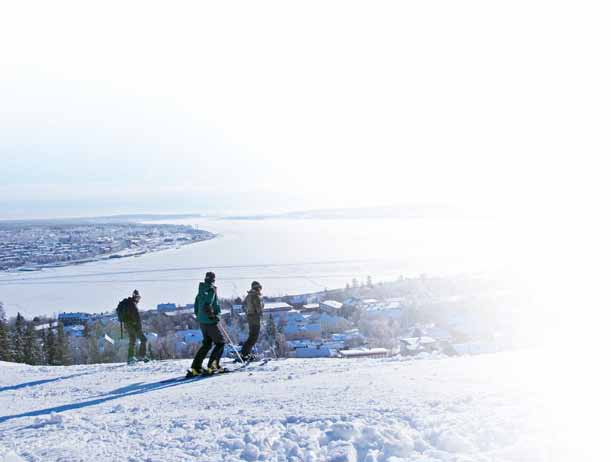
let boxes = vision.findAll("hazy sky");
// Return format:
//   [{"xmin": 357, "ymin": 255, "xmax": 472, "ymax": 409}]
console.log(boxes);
[{"xmin": 0, "ymin": 1, "xmax": 608, "ymax": 218}]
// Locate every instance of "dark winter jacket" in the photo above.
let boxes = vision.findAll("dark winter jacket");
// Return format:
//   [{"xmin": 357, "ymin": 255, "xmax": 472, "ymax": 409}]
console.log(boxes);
[
  {"xmin": 123, "ymin": 297, "xmax": 142, "ymax": 327},
  {"xmin": 244, "ymin": 289, "xmax": 264, "ymax": 317},
  {"xmin": 195, "ymin": 281, "xmax": 221, "ymax": 324}
]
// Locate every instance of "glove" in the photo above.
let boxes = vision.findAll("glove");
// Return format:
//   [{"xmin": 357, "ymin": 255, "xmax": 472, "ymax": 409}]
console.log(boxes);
[{"xmin": 203, "ymin": 304, "xmax": 218, "ymax": 322}]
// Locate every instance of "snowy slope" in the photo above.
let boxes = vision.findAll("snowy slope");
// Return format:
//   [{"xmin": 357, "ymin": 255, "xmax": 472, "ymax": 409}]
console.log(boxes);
[{"xmin": 0, "ymin": 353, "xmax": 586, "ymax": 462}]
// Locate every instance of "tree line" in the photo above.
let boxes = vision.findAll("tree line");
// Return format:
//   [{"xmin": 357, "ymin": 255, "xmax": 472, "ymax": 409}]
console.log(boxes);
[
  {"xmin": 0, "ymin": 302, "xmax": 71, "ymax": 365},
  {"xmin": 0, "ymin": 299, "xmax": 285, "ymax": 366}
]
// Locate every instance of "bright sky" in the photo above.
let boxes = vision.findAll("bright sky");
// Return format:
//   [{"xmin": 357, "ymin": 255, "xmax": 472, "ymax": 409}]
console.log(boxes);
[{"xmin": 0, "ymin": 1, "xmax": 608, "ymax": 218}]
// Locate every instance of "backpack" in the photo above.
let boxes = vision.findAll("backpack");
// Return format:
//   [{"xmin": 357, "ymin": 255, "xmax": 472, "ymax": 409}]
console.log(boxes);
[{"xmin": 116, "ymin": 298, "xmax": 131, "ymax": 323}]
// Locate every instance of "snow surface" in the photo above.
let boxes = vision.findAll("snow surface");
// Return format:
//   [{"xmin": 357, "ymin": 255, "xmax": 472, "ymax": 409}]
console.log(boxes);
[{"xmin": 0, "ymin": 353, "xmax": 592, "ymax": 461}]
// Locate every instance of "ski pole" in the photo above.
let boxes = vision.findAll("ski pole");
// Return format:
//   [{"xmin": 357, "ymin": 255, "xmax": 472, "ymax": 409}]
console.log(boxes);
[{"xmin": 218, "ymin": 321, "xmax": 245, "ymax": 364}]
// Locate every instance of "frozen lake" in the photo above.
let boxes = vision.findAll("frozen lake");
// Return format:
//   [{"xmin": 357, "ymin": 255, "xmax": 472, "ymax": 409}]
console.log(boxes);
[{"xmin": 0, "ymin": 216, "xmax": 516, "ymax": 317}]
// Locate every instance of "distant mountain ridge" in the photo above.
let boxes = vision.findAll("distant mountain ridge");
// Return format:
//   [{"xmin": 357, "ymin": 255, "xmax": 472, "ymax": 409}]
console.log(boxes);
[
  {"xmin": 223, "ymin": 204, "xmax": 462, "ymax": 220},
  {"xmin": 0, "ymin": 214, "xmax": 202, "ymax": 226}
]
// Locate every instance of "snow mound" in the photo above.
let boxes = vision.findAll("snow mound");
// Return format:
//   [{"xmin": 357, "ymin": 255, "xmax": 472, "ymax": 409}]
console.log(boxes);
[{"xmin": 0, "ymin": 445, "xmax": 26, "ymax": 462}]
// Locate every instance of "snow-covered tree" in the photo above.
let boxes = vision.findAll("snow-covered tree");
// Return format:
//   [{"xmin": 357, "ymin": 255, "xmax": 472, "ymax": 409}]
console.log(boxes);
[
  {"xmin": 43, "ymin": 322, "xmax": 57, "ymax": 365},
  {"xmin": 22, "ymin": 321, "xmax": 42, "ymax": 365},
  {"xmin": 265, "ymin": 315, "xmax": 277, "ymax": 343},
  {"xmin": 55, "ymin": 323, "xmax": 72, "ymax": 365},
  {"xmin": 0, "ymin": 302, "xmax": 12, "ymax": 361},
  {"xmin": 83, "ymin": 322, "xmax": 101, "ymax": 364},
  {"xmin": 10, "ymin": 313, "xmax": 26, "ymax": 363}
]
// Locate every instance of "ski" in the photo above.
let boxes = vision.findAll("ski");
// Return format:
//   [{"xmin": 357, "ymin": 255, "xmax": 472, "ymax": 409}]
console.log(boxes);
[{"xmin": 160, "ymin": 358, "xmax": 271, "ymax": 384}]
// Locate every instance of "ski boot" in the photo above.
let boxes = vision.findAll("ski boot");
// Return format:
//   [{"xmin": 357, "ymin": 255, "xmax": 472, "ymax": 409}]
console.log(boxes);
[
  {"xmin": 185, "ymin": 367, "xmax": 204, "ymax": 378},
  {"xmin": 127, "ymin": 356, "xmax": 138, "ymax": 365},
  {"xmin": 207, "ymin": 360, "xmax": 226, "ymax": 374},
  {"xmin": 137, "ymin": 356, "xmax": 151, "ymax": 363}
]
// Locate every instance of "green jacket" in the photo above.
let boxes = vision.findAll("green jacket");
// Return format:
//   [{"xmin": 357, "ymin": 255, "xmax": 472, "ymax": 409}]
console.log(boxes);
[{"xmin": 194, "ymin": 281, "xmax": 221, "ymax": 324}]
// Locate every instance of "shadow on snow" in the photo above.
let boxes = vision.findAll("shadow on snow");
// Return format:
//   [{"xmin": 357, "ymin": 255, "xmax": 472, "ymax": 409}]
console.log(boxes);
[
  {"xmin": 0, "ymin": 373, "xmax": 215, "ymax": 425},
  {"xmin": 0, "ymin": 364, "xmax": 126, "ymax": 394},
  {"xmin": 0, "ymin": 372, "xmax": 94, "ymax": 393}
]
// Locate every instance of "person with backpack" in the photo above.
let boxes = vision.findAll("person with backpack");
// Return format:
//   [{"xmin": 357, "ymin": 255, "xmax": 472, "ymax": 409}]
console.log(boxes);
[
  {"xmin": 188, "ymin": 272, "xmax": 225, "ymax": 376},
  {"xmin": 116, "ymin": 289, "xmax": 149, "ymax": 364},
  {"xmin": 239, "ymin": 281, "xmax": 264, "ymax": 361}
]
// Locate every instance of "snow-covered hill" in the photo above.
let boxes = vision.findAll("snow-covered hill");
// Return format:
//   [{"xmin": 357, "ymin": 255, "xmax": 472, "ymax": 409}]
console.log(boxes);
[{"xmin": 0, "ymin": 352, "xmax": 586, "ymax": 462}]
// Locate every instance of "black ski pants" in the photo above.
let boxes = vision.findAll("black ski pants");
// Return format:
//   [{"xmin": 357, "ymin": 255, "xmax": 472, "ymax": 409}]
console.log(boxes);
[
  {"xmin": 126, "ymin": 322, "xmax": 147, "ymax": 359},
  {"xmin": 240, "ymin": 314, "xmax": 261, "ymax": 357},
  {"xmin": 191, "ymin": 322, "xmax": 225, "ymax": 369}
]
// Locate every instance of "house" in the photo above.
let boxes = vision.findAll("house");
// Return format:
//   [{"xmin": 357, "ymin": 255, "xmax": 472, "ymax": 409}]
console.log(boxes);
[
  {"xmin": 318, "ymin": 312, "xmax": 351, "ymax": 334},
  {"xmin": 284, "ymin": 313, "xmax": 322, "ymax": 340},
  {"xmin": 339, "ymin": 348, "xmax": 388, "ymax": 359},
  {"xmin": 331, "ymin": 329, "xmax": 365, "ymax": 347},
  {"xmin": 163, "ymin": 308, "xmax": 194, "ymax": 317},
  {"xmin": 220, "ymin": 308, "xmax": 232, "ymax": 320},
  {"xmin": 286, "ymin": 340, "xmax": 333, "ymax": 358},
  {"xmin": 364, "ymin": 301, "xmax": 403, "ymax": 320},
  {"xmin": 399, "ymin": 336, "xmax": 439, "ymax": 356},
  {"xmin": 34, "ymin": 321, "xmax": 59, "ymax": 331},
  {"xmin": 288, "ymin": 294, "xmax": 309, "ymax": 304},
  {"xmin": 64, "ymin": 325, "xmax": 85, "ymax": 337},
  {"xmin": 300, "ymin": 303, "xmax": 320, "ymax": 313},
  {"xmin": 286, "ymin": 339, "xmax": 318, "ymax": 350},
  {"xmin": 264, "ymin": 302, "xmax": 294, "ymax": 322},
  {"xmin": 58, "ymin": 312, "xmax": 91, "ymax": 326},
  {"xmin": 320, "ymin": 300, "xmax": 343, "ymax": 314},
  {"xmin": 263, "ymin": 301, "xmax": 293, "ymax": 314},
  {"xmin": 175, "ymin": 329, "xmax": 203, "ymax": 345},
  {"xmin": 321, "ymin": 339, "xmax": 345, "ymax": 350},
  {"xmin": 157, "ymin": 303, "xmax": 178, "ymax": 312},
  {"xmin": 294, "ymin": 346, "xmax": 333, "ymax": 358},
  {"xmin": 282, "ymin": 310, "xmax": 306, "ymax": 332}
]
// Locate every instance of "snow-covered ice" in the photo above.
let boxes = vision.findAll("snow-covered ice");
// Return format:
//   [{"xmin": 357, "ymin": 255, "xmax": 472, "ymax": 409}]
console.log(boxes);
[{"xmin": 0, "ymin": 352, "xmax": 595, "ymax": 461}]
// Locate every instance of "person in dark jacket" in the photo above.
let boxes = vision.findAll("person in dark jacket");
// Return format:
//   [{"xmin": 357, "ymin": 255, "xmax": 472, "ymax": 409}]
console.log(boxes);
[
  {"xmin": 239, "ymin": 281, "xmax": 264, "ymax": 361},
  {"xmin": 123, "ymin": 289, "xmax": 148, "ymax": 364},
  {"xmin": 188, "ymin": 272, "xmax": 225, "ymax": 375}
]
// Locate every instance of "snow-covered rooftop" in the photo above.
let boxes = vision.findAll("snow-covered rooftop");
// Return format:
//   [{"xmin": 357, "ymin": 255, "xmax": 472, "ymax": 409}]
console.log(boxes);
[
  {"xmin": 339, "ymin": 348, "xmax": 388, "ymax": 357},
  {"xmin": 321, "ymin": 300, "xmax": 343, "ymax": 309},
  {"xmin": 263, "ymin": 302, "xmax": 293, "ymax": 311}
]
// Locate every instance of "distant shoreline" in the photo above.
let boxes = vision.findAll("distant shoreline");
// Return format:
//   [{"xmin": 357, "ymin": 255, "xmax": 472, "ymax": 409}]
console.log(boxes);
[
  {"xmin": 5, "ymin": 236, "xmax": 215, "ymax": 273},
  {"xmin": 1, "ymin": 218, "xmax": 215, "ymax": 273}
]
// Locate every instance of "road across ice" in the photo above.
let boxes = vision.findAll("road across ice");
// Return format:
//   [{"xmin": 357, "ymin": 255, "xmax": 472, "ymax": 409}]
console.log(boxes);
[{"xmin": 0, "ymin": 352, "xmax": 578, "ymax": 461}]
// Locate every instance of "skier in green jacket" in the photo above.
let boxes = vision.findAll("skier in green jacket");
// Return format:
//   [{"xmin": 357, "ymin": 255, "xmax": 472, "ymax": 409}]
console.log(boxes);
[{"xmin": 188, "ymin": 272, "xmax": 225, "ymax": 375}]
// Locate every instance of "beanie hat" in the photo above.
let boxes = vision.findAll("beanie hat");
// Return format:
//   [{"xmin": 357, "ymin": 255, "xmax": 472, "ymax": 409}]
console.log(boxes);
[{"xmin": 205, "ymin": 272, "xmax": 216, "ymax": 282}]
